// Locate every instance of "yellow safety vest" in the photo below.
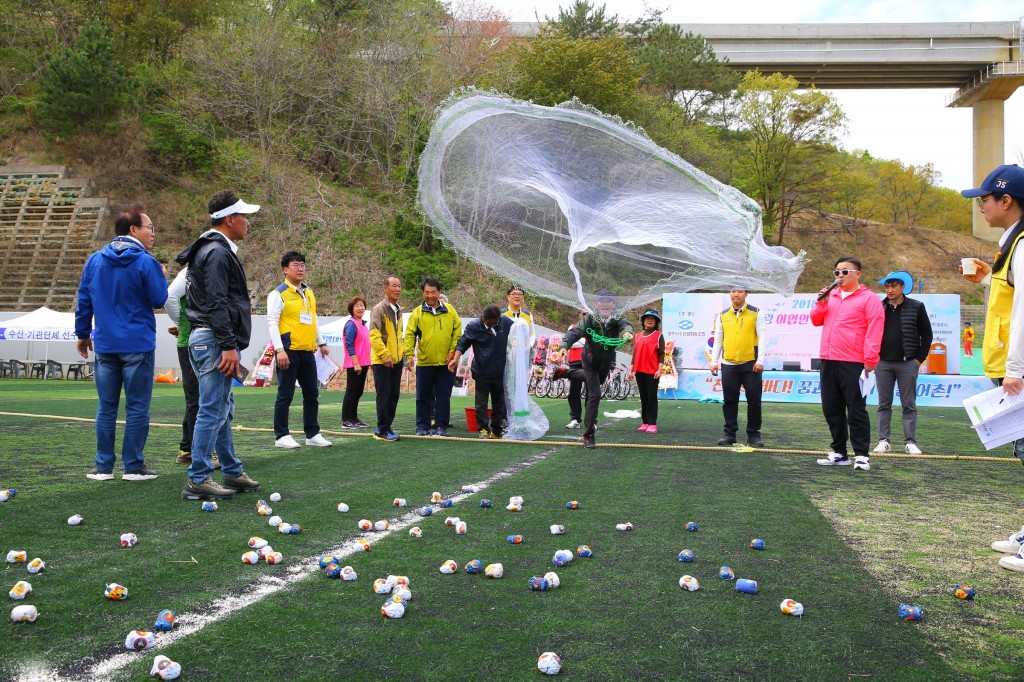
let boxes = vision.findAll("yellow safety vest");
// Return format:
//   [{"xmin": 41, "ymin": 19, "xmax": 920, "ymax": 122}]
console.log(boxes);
[
  {"xmin": 720, "ymin": 305, "xmax": 759, "ymax": 364},
  {"xmin": 984, "ymin": 229, "xmax": 1024, "ymax": 378},
  {"xmin": 275, "ymin": 282, "xmax": 318, "ymax": 351}
]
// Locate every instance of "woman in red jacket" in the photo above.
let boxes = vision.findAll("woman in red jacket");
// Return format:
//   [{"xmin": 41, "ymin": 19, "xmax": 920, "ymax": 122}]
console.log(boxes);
[{"xmin": 628, "ymin": 310, "xmax": 666, "ymax": 434}]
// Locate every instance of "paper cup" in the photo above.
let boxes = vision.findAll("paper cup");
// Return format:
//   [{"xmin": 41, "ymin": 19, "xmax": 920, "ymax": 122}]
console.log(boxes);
[{"xmin": 961, "ymin": 258, "xmax": 978, "ymax": 275}]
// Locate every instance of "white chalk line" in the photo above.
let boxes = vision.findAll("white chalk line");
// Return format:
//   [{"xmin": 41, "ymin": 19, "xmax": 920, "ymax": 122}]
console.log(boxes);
[{"xmin": 31, "ymin": 445, "xmax": 565, "ymax": 682}]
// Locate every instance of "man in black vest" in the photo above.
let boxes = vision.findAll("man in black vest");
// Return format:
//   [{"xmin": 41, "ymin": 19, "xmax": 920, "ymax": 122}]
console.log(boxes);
[{"xmin": 872, "ymin": 270, "xmax": 932, "ymax": 456}]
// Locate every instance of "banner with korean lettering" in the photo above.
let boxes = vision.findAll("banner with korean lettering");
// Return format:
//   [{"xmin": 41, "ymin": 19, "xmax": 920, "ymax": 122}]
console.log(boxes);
[
  {"xmin": 659, "ymin": 370, "xmax": 991, "ymax": 408},
  {"xmin": 662, "ymin": 293, "xmax": 961, "ymax": 375}
]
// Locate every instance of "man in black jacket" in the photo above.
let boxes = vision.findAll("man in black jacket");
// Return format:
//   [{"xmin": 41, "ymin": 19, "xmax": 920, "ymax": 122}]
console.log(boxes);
[
  {"xmin": 175, "ymin": 190, "xmax": 261, "ymax": 501},
  {"xmin": 448, "ymin": 305, "xmax": 514, "ymax": 438},
  {"xmin": 872, "ymin": 270, "xmax": 933, "ymax": 456},
  {"xmin": 551, "ymin": 291, "xmax": 634, "ymax": 449}
]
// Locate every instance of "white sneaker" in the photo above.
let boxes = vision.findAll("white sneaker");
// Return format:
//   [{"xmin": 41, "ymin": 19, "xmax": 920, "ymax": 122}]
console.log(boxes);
[
  {"xmin": 816, "ymin": 452, "xmax": 851, "ymax": 466},
  {"xmin": 999, "ymin": 553, "xmax": 1024, "ymax": 572},
  {"xmin": 905, "ymin": 443, "xmax": 923, "ymax": 455},
  {"xmin": 853, "ymin": 456, "xmax": 871, "ymax": 471},
  {"xmin": 992, "ymin": 525, "xmax": 1024, "ymax": 553},
  {"xmin": 305, "ymin": 434, "xmax": 333, "ymax": 447},
  {"xmin": 872, "ymin": 439, "xmax": 891, "ymax": 454},
  {"xmin": 275, "ymin": 435, "xmax": 301, "ymax": 449},
  {"xmin": 566, "ymin": 419, "xmax": 581, "ymax": 429}
]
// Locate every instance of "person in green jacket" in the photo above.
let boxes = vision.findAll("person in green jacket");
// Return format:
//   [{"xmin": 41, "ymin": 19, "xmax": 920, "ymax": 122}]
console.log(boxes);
[{"xmin": 404, "ymin": 277, "xmax": 462, "ymax": 436}]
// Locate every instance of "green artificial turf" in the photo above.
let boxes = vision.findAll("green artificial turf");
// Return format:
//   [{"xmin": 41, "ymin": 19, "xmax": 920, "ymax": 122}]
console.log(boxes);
[{"xmin": 0, "ymin": 380, "xmax": 1021, "ymax": 680}]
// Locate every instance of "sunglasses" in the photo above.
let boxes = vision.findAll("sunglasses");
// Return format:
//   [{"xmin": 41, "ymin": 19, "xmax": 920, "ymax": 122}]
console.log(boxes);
[
  {"xmin": 975, "ymin": 193, "xmax": 1004, "ymax": 208},
  {"xmin": 832, "ymin": 269, "xmax": 860, "ymax": 277}
]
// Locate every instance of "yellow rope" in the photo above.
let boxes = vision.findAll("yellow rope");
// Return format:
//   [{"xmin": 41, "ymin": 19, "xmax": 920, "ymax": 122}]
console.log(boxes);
[{"xmin": 1, "ymin": 411, "xmax": 1016, "ymax": 463}]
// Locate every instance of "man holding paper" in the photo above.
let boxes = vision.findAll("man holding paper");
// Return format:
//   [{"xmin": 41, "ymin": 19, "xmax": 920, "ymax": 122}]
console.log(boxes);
[
  {"xmin": 959, "ymin": 166, "xmax": 1024, "ymax": 571},
  {"xmin": 267, "ymin": 250, "xmax": 333, "ymax": 449},
  {"xmin": 811, "ymin": 257, "xmax": 884, "ymax": 471}
]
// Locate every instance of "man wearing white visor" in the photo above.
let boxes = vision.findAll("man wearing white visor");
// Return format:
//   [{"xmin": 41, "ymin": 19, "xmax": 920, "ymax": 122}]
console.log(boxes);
[{"xmin": 175, "ymin": 190, "xmax": 262, "ymax": 501}]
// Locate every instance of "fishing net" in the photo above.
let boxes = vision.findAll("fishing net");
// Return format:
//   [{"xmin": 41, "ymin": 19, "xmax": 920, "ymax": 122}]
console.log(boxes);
[{"xmin": 417, "ymin": 90, "xmax": 806, "ymax": 314}]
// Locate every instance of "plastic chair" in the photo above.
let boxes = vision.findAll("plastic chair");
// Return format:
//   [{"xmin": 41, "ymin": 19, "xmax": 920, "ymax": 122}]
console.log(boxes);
[
  {"xmin": 0, "ymin": 361, "xmax": 10, "ymax": 378},
  {"xmin": 45, "ymin": 360, "xmax": 64, "ymax": 379},
  {"xmin": 29, "ymin": 362, "xmax": 45, "ymax": 379},
  {"xmin": 9, "ymin": 360, "xmax": 28, "ymax": 378},
  {"xmin": 66, "ymin": 361, "xmax": 93, "ymax": 380}
]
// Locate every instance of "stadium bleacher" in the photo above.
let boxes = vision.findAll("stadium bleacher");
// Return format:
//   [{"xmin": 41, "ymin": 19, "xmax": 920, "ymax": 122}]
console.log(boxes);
[{"xmin": 0, "ymin": 165, "xmax": 107, "ymax": 311}]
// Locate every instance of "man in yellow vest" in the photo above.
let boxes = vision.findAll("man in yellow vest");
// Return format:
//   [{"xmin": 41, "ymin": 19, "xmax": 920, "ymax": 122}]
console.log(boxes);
[
  {"xmin": 709, "ymin": 287, "xmax": 767, "ymax": 447},
  {"xmin": 267, "ymin": 251, "xmax": 332, "ymax": 449},
  {"xmin": 960, "ymin": 165, "xmax": 1024, "ymax": 571}
]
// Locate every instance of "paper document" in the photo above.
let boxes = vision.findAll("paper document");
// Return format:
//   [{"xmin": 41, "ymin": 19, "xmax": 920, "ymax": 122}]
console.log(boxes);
[
  {"xmin": 963, "ymin": 385, "xmax": 1024, "ymax": 450},
  {"xmin": 859, "ymin": 369, "xmax": 876, "ymax": 398},
  {"xmin": 314, "ymin": 351, "xmax": 341, "ymax": 386}
]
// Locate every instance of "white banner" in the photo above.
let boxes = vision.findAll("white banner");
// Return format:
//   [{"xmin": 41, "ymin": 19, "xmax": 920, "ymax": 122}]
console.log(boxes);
[{"xmin": 662, "ymin": 293, "xmax": 961, "ymax": 374}]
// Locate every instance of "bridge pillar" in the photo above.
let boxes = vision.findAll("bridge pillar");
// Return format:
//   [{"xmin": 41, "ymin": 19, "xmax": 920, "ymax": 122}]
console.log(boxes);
[{"xmin": 972, "ymin": 97, "xmax": 1009, "ymax": 241}]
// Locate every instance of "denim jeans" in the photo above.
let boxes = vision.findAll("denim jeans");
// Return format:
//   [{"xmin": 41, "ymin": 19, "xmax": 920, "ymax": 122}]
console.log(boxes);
[
  {"xmin": 93, "ymin": 351, "xmax": 155, "ymax": 472},
  {"xmin": 188, "ymin": 329, "xmax": 245, "ymax": 482}
]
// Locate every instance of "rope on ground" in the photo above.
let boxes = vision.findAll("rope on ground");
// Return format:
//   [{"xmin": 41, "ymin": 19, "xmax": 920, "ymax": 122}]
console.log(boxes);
[{"xmin": 1, "ymin": 411, "xmax": 1017, "ymax": 463}]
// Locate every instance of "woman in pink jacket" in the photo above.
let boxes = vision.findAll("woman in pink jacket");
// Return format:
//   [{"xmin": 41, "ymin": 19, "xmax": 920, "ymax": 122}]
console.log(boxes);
[{"xmin": 810, "ymin": 256, "xmax": 884, "ymax": 471}]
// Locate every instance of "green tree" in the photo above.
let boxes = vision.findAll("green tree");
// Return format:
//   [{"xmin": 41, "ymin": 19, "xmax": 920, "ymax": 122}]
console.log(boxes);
[
  {"xmin": 544, "ymin": 1, "xmax": 619, "ymax": 39},
  {"xmin": 730, "ymin": 71, "xmax": 846, "ymax": 237},
  {"xmin": 108, "ymin": 0, "xmax": 226, "ymax": 63},
  {"xmin": 876, "ymin": 159, "xmax": 936, "ymax": 225},
  {"xmin": 501, "ymin": 29, "xmax": 644, "ymax": 120},
  {"xmin": 35, "ymin": 23, "xmax": 129, "ymax": 137}
]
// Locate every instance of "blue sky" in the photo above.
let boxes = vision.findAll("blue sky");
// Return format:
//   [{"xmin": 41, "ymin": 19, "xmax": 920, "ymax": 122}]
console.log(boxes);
[{"xmin": 478, "ymin": 0, "xmax": 1024, "ymax": 189}]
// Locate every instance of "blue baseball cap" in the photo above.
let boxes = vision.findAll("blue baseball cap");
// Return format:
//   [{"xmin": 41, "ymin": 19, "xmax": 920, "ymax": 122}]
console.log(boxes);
[
  {"xmin": 878, "ymin": 270, "xmax": 913, "ymax": 295},
  {"xmin": 961, "ymin": 164, "xmax": 1024, "ymax": 198}
]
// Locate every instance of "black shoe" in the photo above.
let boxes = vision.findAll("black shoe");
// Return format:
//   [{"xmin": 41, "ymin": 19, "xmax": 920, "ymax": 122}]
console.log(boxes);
[
  {"xmin": 583, "ymin": 435, "xmax": 596, "ymax": 449},
  {"xmin": 717, "ymin": 436, "xmax": 736, "ymax": 446},
  {"xmin": 123, "ymin": 467, "xmax": 159, "ymax": 481},
  {"xmin": 1015, "ymin": 438, "xmax": 1024, "ymax": 466},
  {"xmin": 747, "ymin": 437, "xmax": 764, "ymax": 448}
]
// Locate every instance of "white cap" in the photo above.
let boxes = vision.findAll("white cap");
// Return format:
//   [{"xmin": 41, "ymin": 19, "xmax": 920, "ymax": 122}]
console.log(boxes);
[{"xmin": 210, "ymin": 198, "xmax": 260, "ymax": 220}]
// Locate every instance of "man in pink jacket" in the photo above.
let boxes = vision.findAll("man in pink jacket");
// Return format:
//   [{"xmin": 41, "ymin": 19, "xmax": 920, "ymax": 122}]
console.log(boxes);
[{"xmin": 810, "ymin": 256, "xmax": 885, "ymax": 471}]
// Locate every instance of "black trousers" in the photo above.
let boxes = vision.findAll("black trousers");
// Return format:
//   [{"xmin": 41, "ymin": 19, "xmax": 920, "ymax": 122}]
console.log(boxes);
[
  {"xmin": 566, "ymin": 363, "xmax": 610, "ymax": 438},
  {"xmin": 342, "ymin": 367, "xmax": 367, "ymax": 423},
  {"xmin": 567, "ymin": 361, "xmax": 583, "ymax": 421},
  {"xmin": 474, "ymin": 373, "xmax": 506, "ymax": 435},
  {"xmin": 372, "ymin": 361, "xmax": 404, "ymax": 432},
  {"xmin": 416, "ymin": 365, "xmax": 454, "ymax": 430},
  {"xmin": 273, "ymin": 349, "xmax": 320, "ymax": 439},
  {"xmin": 635, "ymin": 372, "xmax": 659, "ymax": 425},
  {"xmin": 177, "ymin": 345, "xmax": 199, "ymax": 452},
  {"xmin": 819, "ymin": 359, "xmax": 870, "ymax": 457},
  {"xmin": 721, "ymin": 361, "xmax": 762, "ymax": 438}
]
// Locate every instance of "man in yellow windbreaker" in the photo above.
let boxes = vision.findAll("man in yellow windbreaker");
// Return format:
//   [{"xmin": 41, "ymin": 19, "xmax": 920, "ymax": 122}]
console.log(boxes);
[
  {"xmin": 960, "ymin": 164, "xmax": 1024, "ymax": 572},
  {"xmin": 267, "ymin": 251, "xmax": 332, "ymax": 450},
  {"xmin": 404, "ymin": 277, "xmax": 462, "ymax": 437},
  {"xmin": 369, "ymin": 275, "xmax": 405, "ymax": 442}
]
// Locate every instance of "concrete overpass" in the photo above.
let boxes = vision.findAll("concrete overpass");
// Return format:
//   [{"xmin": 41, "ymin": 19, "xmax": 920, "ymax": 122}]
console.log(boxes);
[{"xmin": 510, "ymin": 21, "xmax": 1024, "ymax": 240}]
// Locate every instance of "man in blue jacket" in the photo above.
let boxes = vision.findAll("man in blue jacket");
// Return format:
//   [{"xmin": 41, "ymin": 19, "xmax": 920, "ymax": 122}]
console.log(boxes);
[
  {"xmin": 75, "ymin": 205, "xmax": 168, "ymax": 481},
  {"xmin": 448, "ymin": 305, "xmax": 514, "ymax": 438}
]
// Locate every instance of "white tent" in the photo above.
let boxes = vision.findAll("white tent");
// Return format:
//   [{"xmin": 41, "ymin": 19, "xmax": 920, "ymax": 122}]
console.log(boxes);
[
  {"xmin": 0, "ymin": 307, "xmax": 79, "ymax": 342},
  {"xmin": 0, "ymin": 307, "xmax": 83, "ymax": 367}
]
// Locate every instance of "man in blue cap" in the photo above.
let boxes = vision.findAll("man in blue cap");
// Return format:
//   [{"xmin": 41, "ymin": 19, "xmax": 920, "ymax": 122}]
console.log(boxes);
[
  {"xmin": 960, "ymin": 165, "xmax": 1024, "ymax": 571},
  {"xmin": 871, "ymin": 270, "xmax": 932, "ymax": 456}
]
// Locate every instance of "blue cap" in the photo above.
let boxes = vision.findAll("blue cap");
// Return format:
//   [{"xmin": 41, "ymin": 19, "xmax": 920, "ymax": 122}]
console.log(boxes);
[
  {"xmin": 961, "ymin": 164, "xmax": 1024, "ymax": 198},
  {"xmin": 878, "ymin": 270, "xmax": 913, "ymax": 295},
  {"xmin": 640, "ymin": 309, "xmax": 661, "ymax": 322}
]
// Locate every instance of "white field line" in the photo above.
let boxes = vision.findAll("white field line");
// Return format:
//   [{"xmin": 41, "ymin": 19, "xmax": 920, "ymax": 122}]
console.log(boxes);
[{"xmin": 27, "ymin": 446, "xmax": 564, "ymax": 682}]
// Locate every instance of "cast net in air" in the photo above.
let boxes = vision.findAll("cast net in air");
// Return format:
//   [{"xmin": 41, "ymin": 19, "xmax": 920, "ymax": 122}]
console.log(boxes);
[{"xmin": 417, "ymin": 91, "xmax": 807, "ymax": 314}]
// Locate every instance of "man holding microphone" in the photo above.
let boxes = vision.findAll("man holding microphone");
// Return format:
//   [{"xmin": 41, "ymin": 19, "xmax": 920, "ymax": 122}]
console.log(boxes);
[{"xmin": 812, "ymin": 257, "xmax": 884, "ymax": 471}]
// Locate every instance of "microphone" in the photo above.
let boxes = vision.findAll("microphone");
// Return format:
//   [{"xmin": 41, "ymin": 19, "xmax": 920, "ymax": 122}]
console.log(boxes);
[{"xmin": 817, "ymin": 279, "xmax": 841, "ymax": 301}]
